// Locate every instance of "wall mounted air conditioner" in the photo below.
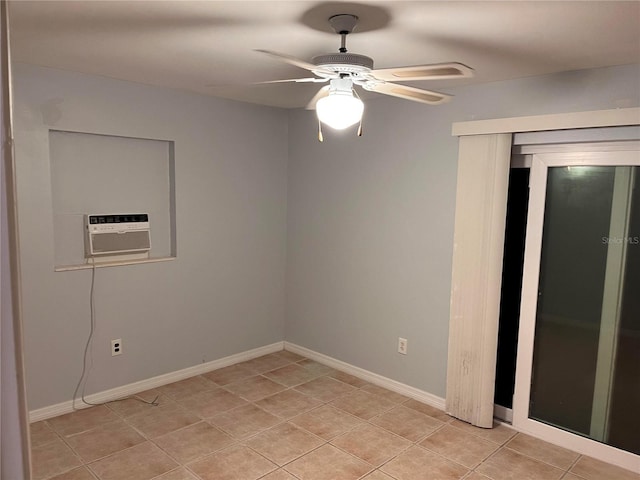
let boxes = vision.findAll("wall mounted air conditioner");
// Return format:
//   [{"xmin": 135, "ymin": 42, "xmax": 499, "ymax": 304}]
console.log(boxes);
[{"xmin": 85, "ymin": 213, "xmax": 151, "ymax": 261}]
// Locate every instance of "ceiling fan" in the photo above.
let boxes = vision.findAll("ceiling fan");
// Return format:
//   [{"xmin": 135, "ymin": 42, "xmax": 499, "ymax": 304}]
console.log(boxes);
[{"xmin": 255, "ymin": 14, "xmax": 474, "ymax": 140}]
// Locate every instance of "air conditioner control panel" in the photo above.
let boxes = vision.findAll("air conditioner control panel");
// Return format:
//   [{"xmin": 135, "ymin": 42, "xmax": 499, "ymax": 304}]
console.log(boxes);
[{"xmin": 87, "ymin": 214, "xmax": 149, "ymax": 233}]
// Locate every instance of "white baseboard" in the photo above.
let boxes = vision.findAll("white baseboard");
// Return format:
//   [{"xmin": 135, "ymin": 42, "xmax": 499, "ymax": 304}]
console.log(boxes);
[
  {"xmin": 284, "ymin": 342, "xmax": 445, "ymax": 411},
  {"xmin": 29, "ymin": 341, "xmax": 284, "ymax": 423},
  {"xmin": 31, "ymin": 340, "xmax": 446, "ymax": 423}
]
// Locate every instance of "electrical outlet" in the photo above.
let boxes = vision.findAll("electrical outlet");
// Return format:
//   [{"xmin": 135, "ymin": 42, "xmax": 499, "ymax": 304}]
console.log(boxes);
[
  {"xmin": 111, "ymin": 338, "xmax": 122, "ymax": 356},
  {"xmin": 398, "ymin": 337, "xmax": 408, "ymax": 355}
]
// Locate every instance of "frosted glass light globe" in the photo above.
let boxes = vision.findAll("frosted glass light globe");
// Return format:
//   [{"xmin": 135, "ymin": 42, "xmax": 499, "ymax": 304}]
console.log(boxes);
[{"xmin": 316, "ymin": 91, "xmax": 364, "ymax": 130}]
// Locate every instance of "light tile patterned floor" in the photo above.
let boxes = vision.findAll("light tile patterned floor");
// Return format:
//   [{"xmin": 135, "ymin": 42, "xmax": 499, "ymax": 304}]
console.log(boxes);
[{"xmin": 30, "ymin": 350, "xmax": 640, "ymax": 480}]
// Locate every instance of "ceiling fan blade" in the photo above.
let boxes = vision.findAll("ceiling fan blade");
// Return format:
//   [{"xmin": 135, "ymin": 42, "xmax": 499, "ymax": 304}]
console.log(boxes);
[
  {"xmin": 365, "ymin": 82, "xmax": 451, "ymax": 105},
  {"xmin": 254, "ymin": 77, "xmax": 329, "ymax": 85},
  {"xmin": 370, "ymin": 62, "xmax": 473, "ymax": 81},
  {"xmin": 205, "ymin": 77, "xmax": 328, "ymax": 89},
  {"xmin": 305, "ymin": 85, "xmax": 330, "ymax": 110},
  {"xmin": 254, "ymin": 49, "xmax": 324, "ymax": 73}
]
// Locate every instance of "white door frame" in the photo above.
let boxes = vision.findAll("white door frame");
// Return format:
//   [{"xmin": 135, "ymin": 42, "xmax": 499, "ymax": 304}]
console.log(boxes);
[{"xmin": 513, "ymin": 148, "xmax": 640, "ymax": 473}]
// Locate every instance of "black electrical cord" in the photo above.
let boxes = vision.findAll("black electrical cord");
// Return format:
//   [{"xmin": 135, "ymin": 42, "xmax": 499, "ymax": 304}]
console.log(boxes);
[{"xmin": 72, "ymin": 260, "xmax": 158, "ymax": 410}]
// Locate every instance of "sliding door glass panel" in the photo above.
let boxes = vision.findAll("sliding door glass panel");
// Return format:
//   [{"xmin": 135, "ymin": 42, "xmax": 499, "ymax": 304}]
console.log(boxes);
[
  {"xmin": 608, "ymin": 173, "xmax": 640, "ymax": 454},
  {"xmin": 530, "ymin": 165, "xmax": 639, "ymax": 455}
]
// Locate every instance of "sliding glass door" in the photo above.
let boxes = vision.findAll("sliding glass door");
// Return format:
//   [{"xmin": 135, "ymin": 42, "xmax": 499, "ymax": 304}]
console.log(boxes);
[{"xmin": 513, "ymin": 148, "xmax": 640, "ymax": 472}]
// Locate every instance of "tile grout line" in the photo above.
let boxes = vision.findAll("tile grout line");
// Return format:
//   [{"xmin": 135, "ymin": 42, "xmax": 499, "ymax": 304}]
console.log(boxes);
[
  {"xmin": 39, "ymin": 419, "xmax": 85, "ymax": 480},
  {"xmin": 472, "ymin": 441, "xmax": 508, "ymax": 477},
  {"xmin": 501, "ymin": 444, "xmax": 578, "ymax": 474},
  {"xmin": 568, "ymin": 453, "xmax": 584, "ymax": 471}
]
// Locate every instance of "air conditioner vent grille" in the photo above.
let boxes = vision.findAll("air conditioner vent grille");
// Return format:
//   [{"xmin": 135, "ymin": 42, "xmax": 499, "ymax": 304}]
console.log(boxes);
[{"xmin": 90, "ymin": 231, "xmax": 151, "ymax": 254}]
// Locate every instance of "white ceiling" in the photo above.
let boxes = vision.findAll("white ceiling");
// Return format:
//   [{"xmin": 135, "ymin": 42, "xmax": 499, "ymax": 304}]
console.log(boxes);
[{"xmin": 8, "ymin": 1, "xmax": 640, "ymax": 109}]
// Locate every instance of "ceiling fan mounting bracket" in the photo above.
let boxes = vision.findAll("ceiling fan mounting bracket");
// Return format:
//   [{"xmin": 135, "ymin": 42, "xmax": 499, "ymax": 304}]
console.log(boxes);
[{"xmin": 328, "ymin": 14, "xmax": 359, "ymax": 35}]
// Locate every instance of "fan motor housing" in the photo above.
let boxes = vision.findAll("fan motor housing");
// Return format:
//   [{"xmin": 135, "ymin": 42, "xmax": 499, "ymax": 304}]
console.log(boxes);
[{"xmin": 313, "ymin": 53, "xmax": 374, "ymax": 71}]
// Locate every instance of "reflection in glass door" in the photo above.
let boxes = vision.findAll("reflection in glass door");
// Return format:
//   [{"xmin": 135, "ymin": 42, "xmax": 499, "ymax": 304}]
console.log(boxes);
[{"xmin": 514, "ymin": 149, "xmax": 640, "ymax": 473}]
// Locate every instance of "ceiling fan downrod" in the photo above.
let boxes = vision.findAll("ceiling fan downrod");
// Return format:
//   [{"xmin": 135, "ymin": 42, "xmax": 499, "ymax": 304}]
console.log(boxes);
[
  {"xmin": 328, "ymin": 14, "xmax": 358, "ymax": 53},
  {"xmin": 339, "ymin": 33, "xmax": 348, "ymax": 53}
]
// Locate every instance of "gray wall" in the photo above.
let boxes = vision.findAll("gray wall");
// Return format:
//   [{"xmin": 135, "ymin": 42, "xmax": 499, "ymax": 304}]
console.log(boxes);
[
  {"xmin": 13, "ymin": 63, "xmax": 289, "ymax": 410},
  {"xmin": 285, "ymin": 64, "xmax": 640, "ymax": 398},
  {"xmin": 13, "ymin": 61, "xmax": 640, "ymax": 411}
]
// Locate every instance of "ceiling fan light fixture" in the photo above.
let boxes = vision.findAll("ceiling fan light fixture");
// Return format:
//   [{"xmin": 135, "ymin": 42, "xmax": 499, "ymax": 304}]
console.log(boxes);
[
  {"xmin": 255, "ymin": 13, "xmax": 473, "ymax": 135},
  {"xmin": 316, "ymin": 78, "xmax": 364, "ymax": 130}
]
